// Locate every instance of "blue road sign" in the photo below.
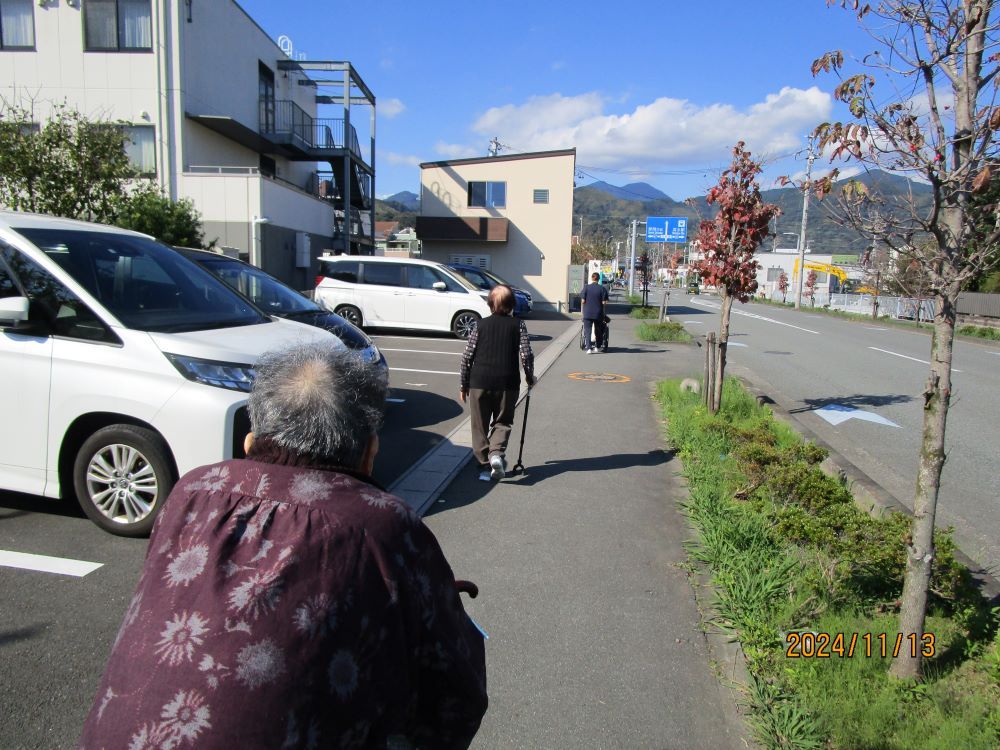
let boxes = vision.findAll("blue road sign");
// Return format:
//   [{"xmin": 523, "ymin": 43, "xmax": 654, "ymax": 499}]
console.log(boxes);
[{"xmin": 646, "ymin": 216, "xmax": 688, "ymax": 243}]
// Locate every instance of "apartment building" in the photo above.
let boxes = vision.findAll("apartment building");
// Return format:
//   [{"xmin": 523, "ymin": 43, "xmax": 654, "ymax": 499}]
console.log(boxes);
[
  {"xmin": 416, "ymin": 149, "xmax": 575, "ymax": 311},
  {"xmin": 0, "ymin": 0, "xmax": 375, "ymax": 288}
]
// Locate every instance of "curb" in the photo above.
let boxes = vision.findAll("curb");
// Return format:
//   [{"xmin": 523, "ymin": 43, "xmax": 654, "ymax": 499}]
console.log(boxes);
[
  {"xmin": 737, "ymin": 377, "xmax": 1000, "ymax": 606},
  {"xmin": 389, "ymin": 319, "xmax": 583, "ymax": 517}
]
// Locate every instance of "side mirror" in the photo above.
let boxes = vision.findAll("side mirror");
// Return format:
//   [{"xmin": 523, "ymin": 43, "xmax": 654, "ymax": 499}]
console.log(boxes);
[
  {"xmin": 432, "ymin": 281, "xmax": 447, "ymax": 291},
  {"xmin": 0, "ymin": 296, "xmax": 29, "ymax": 327}
]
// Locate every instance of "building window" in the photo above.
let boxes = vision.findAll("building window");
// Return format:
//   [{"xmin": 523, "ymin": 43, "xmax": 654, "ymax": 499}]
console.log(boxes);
[
  {"xmin": 766, "ymin": 267, "xmax": 782, "ymax": 282},
  {"xmin": 0, "ymin": 0, "xmax": 35, "ymax": 49},
  {"xmin": 468, "ymin": 181, "xmax": 506, "ymax": 208},
  {"xmin": 123, "ymin": 125, "xmax": 155, "ymax": 176},
  {"xmin": 84, "ymin": 0, "xmax": 152, "ymax": 51},
  {"xmin": 533, "ymin": 189, "xmax": 549, "ymax": 204}
]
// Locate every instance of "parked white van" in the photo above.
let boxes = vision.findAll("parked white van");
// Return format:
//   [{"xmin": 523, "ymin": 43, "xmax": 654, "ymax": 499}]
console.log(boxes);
[
  {"xmin": 314, "ymin": 255, "xmax": 491, "ymax": 338},
  {"xmin": 0, "ymin": 213, "xmax": 338, "ymax": 536}
]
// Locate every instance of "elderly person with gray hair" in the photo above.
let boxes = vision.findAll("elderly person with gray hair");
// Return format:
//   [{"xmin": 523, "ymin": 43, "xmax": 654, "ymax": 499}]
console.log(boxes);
[{"xmin": 79, "ymin": 343, "xmax": 488, "ymax": 750}]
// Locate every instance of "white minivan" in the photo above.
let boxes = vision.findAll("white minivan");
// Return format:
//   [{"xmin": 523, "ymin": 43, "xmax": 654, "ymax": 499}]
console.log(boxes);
[
  {"xmin": 0, "ymin": 212, "xmax": 339, "ymax": 536},
  {"xmin": 314, "ymin": 255, "xmax": 491, "ymax": 338}
]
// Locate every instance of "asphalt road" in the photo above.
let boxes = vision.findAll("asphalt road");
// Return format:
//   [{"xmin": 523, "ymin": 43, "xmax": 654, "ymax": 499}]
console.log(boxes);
[
  {"xmin": 680, "ymin": 295, "xmax": 1000, "ymax": 575},
  {"xmin": 0, "ymin": 314, "xmax": 571, "ymax": 750}
]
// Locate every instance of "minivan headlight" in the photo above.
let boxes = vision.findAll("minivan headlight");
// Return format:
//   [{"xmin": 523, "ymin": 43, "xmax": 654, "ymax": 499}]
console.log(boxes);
[{"xmin": 165, "ymin": 353, "xmax": 256, "ymax": 392}]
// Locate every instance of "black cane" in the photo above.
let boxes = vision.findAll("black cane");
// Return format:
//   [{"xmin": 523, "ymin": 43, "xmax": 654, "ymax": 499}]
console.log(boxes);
[{"xmin": 511, "ymin": 392, "xmax": 531, "ymax": 475}]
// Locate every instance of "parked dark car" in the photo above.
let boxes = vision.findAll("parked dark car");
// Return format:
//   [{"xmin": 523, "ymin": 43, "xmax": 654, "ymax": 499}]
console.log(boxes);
[
  {"xmin": 448, "ymin": 264, "xmax": 533, "ymax": 316},
  {"xmin": 175, "ymin": 248, "xmax": 386, "ymax": 370}
]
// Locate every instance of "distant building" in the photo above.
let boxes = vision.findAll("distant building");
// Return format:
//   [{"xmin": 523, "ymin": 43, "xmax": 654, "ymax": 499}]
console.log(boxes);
[
  {"xmin": 0, "ymin": 0, "xmax": 375, "ymax": 288},
  {"xmin": 374, "ymin": 222, "xmax": 421, "ymax": 257},
  {"xmin": 416, "ymin": 149, "xmax": 576, "ymax": 311}
]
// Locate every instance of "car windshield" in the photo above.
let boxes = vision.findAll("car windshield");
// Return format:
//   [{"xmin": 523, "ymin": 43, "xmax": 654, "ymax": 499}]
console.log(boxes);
[
  {"xmin": 187, "ymin": 254, "xmax": 318, "ymax": 315},
  {"xmin": 437, "ymin": 264, "xmax": 480, "ymax": 292},
  {"xmin": 481, "ymin": 269, "xmax": 512, "ymax": 288},
  {"xmin": 13, "ymin": 228, "xmax": 267, "ymax": 333}
]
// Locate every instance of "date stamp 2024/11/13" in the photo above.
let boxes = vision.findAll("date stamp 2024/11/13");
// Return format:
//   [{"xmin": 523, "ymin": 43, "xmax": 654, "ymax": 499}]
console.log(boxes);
[{"xmin": 785, "ymin": 631, "xmax": 936, "ymax": 659}]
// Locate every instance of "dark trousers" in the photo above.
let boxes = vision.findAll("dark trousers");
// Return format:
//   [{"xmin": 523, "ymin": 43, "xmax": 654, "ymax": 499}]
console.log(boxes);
[
  {"xmin": 583, "ymin": 317, "xmax": 606, "ymax": 350},
  {"xmin": 469, "ymin": 388, "xmax": 517, "ymax": 465}
]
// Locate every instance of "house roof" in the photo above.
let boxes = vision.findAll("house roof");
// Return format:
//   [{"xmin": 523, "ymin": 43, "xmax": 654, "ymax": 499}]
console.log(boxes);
[
  {"xmin": 374, "ymin": 221, "xmax": 399, "ymax": 240},
  {"xmin": 419, "ymin": 148, "xmax": 576, "ymax": 169}
]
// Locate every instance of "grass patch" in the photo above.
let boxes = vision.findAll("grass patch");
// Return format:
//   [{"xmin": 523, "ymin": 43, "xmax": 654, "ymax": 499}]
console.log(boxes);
[
  {"xmin": 958, "ymin": 324, "xmax": 1000, "ymax": 340},
  {"xmin": 656, "ymin": 378, "xmax": 999, "ymax": 750},
  {"xmin": 629, "ymin": 305, "xmax": 661, "ymax": 319},
  {"xmin": 626, "ymin": 293, "xmax": 644, "ymax": 305},
  {"xmin": 635, "ymin": 322, "xmax": 692, "ymax": 342}
]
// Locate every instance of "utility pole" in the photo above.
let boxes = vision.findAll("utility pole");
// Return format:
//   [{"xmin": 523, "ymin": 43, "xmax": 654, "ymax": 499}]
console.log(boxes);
[
  {"xmin": 628, "ymin": 220, "xmax": 638, "ymax": 296},
  {"xmin": 795, "ymin": 138, "xmax": 816, "ymax": 310}
]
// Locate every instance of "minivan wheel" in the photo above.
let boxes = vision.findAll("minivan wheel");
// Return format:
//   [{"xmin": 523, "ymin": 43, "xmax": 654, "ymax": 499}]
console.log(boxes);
[
  {"xmin": 334, "ymin": 305, "xmax": 363, "ymax": 327},
  {"xmin": 452, "ymin": 311, "xmax": 480, "ymax": 339},
  {"xmin": 72, "ymin": 425, "xmax": 175, "ymax": 537}
]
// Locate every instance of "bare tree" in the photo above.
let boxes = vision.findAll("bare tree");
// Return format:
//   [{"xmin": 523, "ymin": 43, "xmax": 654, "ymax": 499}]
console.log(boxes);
[{"xmin": 812, "ymin": 0, "xmax": 1000, "ymax": 679}]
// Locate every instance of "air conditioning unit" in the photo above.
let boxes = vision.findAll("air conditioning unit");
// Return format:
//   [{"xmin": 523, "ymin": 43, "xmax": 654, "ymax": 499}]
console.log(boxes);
[{"xmin": 295, "ymin": 232, "xmax": 311, "ymax": 268}]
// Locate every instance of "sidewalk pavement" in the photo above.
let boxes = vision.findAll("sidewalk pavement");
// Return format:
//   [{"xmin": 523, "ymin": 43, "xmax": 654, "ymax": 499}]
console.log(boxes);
[{"xmin": 417, "ymin": 311, "xmax": 748, "ymax": 749}]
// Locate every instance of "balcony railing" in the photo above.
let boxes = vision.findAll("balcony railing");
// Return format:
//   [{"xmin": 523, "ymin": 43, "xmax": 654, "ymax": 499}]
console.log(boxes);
[
  {"xmin": 314, "ymin": 169, "xmax": 371, "ymax": 207},
  {"xmin": 259, "ymin": 99, "xmax": 364, "ymax": 160}
]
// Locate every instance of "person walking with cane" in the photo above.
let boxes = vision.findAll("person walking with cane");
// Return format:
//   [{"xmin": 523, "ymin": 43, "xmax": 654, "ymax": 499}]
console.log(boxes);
[
  {"xmin": 460, "ymin": 285, "xmax": 535, "ymax": 482},
  {"xmin": 581, "ymin": 271, "xmax": 609, "ymax": 353}
]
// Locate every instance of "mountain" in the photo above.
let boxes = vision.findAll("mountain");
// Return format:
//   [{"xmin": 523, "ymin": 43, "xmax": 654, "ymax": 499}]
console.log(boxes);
[
  {"xmin": 573, "ymin": 172, "xmax": 933, "ymax": 257},
  {"xmin": 383, "ymin": 190, "xmax": 420, "ymax": 211},
  {"xmin": 585, "ymin": 181, "xmax": 670, "ymax": 202}
]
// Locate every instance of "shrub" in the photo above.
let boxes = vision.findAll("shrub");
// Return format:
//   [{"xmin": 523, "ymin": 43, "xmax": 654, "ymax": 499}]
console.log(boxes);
[
  {"xmin": 636, "ymin": 322, "xmax": 692, "ymax": 342},
  {"xmin": 629, "ymin": 305, "xmax": 660, "ymax": 319}
]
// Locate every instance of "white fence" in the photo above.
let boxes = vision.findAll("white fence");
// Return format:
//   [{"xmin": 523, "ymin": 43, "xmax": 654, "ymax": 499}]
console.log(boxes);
[{"xmin": 764, "ymin": 290, "xmax": 937, "ymax": 321}]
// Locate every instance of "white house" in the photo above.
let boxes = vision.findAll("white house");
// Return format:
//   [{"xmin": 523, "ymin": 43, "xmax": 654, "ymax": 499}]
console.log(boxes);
[
  {"xmin": 0, "ymin": 0, "xmax": 375, "ymax": 288},
  {"xmin": 416, "ymin": 149, "xmax": 576, "ymax": 311}
]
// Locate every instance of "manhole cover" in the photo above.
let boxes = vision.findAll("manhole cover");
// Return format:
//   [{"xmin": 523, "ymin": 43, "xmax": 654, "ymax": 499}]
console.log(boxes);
[{"xmin": 568, "ymin": 372, "xmax": 631, "ymax": 383}]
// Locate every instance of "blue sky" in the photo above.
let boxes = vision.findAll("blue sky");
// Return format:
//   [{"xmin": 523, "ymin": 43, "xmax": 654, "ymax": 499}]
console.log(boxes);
[{"xmin": 239, "ymin": 0, "xmax": 878, "ymax": 200}]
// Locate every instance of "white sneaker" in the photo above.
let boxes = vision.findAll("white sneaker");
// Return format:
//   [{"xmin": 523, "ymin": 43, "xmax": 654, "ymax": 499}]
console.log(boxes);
[
  {"xmin": 478, "ymin": 470, "xmax": 491, "ymax": 482},
  {"xmin": 586, "ymin": 348, "xmax": 594, "ymax": 355},
  {"xmin": 489, "ymin": 454, "xmax": 505, "ymax": 480}
]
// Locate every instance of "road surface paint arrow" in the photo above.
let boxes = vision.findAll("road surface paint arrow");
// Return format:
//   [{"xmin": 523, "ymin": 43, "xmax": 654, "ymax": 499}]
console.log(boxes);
[
  {"xmin": 0, "ymin": 550, "xmax": 103, "ymax": 577},
  {"xmin": 813, "ymin": 404, "xmax": 900, "ymax": 428}
]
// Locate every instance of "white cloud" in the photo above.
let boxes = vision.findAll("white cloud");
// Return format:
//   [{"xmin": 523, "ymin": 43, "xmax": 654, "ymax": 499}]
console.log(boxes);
[
  {"xmin": 438, "ymin": 87, "xmax": 833, "ymax": 172},
  {"xmin": 433, "ymin": 141, "xmax": 480, "ymax": 160},
  {"xmin": 384, "ymin": 151, "xmax": 422, "ymax": 167},
  {"xmin": 380, "ymin": 98, "xmax": 406, "ymax": 118}
]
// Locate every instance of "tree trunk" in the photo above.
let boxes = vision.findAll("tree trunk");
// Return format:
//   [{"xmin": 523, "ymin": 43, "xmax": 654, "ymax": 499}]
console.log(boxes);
[
  {"xmin": 712, "ymin": 288, "xmax": 733, "ymax": 414},
  {"xmin": 889, "ymin": 291, "xmax": 956, "ymax": 679}
]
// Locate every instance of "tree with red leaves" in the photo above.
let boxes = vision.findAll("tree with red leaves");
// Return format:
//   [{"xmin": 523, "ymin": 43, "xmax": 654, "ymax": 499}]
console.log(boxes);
[
  {"xmin": 778, "ymin": 270, "xmax": 790, "ymax": 303},
  {"xmin": 805, "ymin": 269, "xmax": 818, "ymax": 307},
  {"xmin": 693, "ymin": 142, "xmax": 780, "ymax": 412}
]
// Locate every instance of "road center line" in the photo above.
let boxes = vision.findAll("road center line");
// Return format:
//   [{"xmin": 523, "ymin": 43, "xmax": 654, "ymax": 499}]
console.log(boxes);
[
  {"xmin": 0, "ymin": 550, "xmax": 103, "ymax": 577},
  {"xmin": 390, "ymin": 367, "xmax": 460, "ymax": 376},
  {"xmin": 380, "ymin": 348, "xmax": 462, "ymax": 356},
  {"xmin": 688, "ymin": 298, "xmax": 820, "ymax": 334},
  {"xmin": 868, "ymin": 346, "xmax": 962, "ymax": 373}
]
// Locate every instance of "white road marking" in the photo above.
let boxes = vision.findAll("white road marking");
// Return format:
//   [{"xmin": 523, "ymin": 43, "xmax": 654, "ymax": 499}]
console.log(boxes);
[
  {"xmin": 728, "ymin": 342, "xmax": 748, "ymax": 347},
  {"xmin": 866, "ymin": 327, "xmax": 888, "ymax": 331},
  {"xmin": 372, "ymin": 335, "xmax": 464, "ymax": 343},
  {"xmin": 390, "ymin": 368, "xmax": 460, "ymax": 376},
  {"xmin": 386, "ymin": 398, "xmax": 406, "ymax": 403},
  {"xmin": 380, "ymin": 348, "xmax": 462, "ymax": 356},
  {"xmin": 814, "ymin": 405, "xmax": 900, "ymax": 428},
  {"xmin": 682, "ymin": 320, "xmax": 705, "ymax": 324},
  {"xmin": 688, "ymin": 298, "xmax": 820, "ymax": 334},
  {"xmin": 0, "ymin": 550, "xmax": 103, "ymax": 577},
  {"xmin": 404, "ymin": 382, "xmax": 428, "ymax": 387},
  {"xmin": 868, "ymin": 346, "xmax": 962, "ymax": 373}
]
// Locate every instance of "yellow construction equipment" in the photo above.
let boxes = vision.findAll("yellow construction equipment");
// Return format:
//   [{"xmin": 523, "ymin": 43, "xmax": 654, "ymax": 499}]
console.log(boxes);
[{"xmin": 792, "ymin": 259, "xmax": 848, "ymax": 282}]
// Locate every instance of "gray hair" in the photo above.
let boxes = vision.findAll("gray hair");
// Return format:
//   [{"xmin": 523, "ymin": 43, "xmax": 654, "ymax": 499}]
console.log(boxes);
[{"xmin": 248, "ymin": 343, "xmax": 388, "ymax": 466}]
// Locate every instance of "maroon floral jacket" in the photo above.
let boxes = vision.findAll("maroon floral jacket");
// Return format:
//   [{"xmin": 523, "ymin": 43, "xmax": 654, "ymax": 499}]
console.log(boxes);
[{"xmin": 79, "ymin": 457, "xmax": 487, "ymax": 749}]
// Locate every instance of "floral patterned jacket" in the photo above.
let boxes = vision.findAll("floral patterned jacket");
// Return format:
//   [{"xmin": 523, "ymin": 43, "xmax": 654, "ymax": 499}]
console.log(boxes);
[{"xmin": 79, "ymin": 457, "xmax": 488, "ymax": 749}]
